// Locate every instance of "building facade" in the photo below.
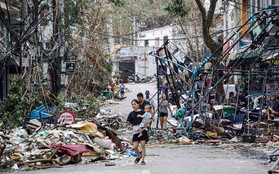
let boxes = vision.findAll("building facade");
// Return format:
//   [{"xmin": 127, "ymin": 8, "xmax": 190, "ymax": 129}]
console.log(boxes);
[{"xmin": 0, "ymin": 0, "xmax": 21, "ymax": 101}]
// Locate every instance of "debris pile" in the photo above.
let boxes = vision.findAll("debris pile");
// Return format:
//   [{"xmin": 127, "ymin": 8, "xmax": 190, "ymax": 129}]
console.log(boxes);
[
  {"xmin": 95, "ymin": 109, "xmax": 127, "ymax": 130},
  {"xmin": 149, "ymin": 113, "xmax": 279, "ymax": 147},
  {"xmin": 0, "ymin": 120, "xmax": 132, "ymax": 171},
  {"xmin": 0, "ymin": 96, "xmax": 134, "ymax": 172}
]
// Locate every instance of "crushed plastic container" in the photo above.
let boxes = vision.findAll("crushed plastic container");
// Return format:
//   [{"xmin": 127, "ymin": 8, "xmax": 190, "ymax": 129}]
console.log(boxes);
[
  {"xmin": 223, "ymin": 105, "xmax": 236, "ymax": 118},
  {"xmin": 105, "ymin": 161, "xmax": 116, "ymax": 166},
  {"xmin": 102, "ymin": 90, "xmax": 110, "ymax": 100}
]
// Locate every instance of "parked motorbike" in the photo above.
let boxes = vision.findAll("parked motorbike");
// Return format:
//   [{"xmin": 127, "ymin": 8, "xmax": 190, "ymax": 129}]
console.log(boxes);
[
  {"xmin": 128, "ymin": 74, "xmax": 140, "ymax": 83},
  {"xmin": 128, "ymin": 74, "xmax": 156, "ymax": 83}
]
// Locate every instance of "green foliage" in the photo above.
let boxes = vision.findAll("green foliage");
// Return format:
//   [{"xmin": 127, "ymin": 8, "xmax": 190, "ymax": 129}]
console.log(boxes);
[
  {"xmin": 0, "ymin": 77, "xmax": 43, "ymax": 129},
  {"xmin": 105, "ymin": 60, "xmax": 113, "ymax": 73},
  {"xmin": 108, "ymin": 0, "xmax": 125, "ymax": 7},
  {"xmin": 64, "ymin": 0, "xmax": 89, "ymax": 26},
  {"xmin": 65, "ymin": 93, "xmax": 100, "ymax": 119},
  {"xmin": 113, "ymin": 71, "xmax": 122, "ymax": 81},
  {"xmin": 164, "ymin": 0, "xmax": 189, "ymax": 17},
  {"xmin": 83, "ymin": 93, "xmax": 100, "ymax": 111}
]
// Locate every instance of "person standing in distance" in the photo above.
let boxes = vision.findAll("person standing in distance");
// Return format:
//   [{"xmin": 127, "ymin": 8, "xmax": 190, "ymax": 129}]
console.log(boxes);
[
  {"xmin": 120, "ymin": 83, "xmax": 125, "ymax": 97},
  {"xmin": 162, "ymin": 83, "xmax": 169, "ymax": 100},
  {"xmin": 137, "ymin": 92, "xmax": 150, "ymax": 111},
  {"xmin": 145, "ymin": 90, "xmax": 155, "ymax": 116},
  {"xmin": 159, "ymin": 94, "xmax": 173, "ymax": 129}
]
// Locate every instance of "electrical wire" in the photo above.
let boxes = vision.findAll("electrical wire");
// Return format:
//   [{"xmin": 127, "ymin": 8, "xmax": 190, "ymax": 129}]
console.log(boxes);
[
  {"xmin": 0, "ymin": 9, "xmax": 57, "ymax": 62},
  {"xmin": 184, "ymin": 8, "xmax": 279, "ymax": 117},
  {"xmin": 226, "ymin": 1, "xmax": 252, "ymax": 14},
  {"xmin": 151, "ymin": 7, "xmax": 279, "ymax": 119},
  {"xmin": 52, "ymin": 1, "xmax": 262, "ymax": 45},
  {"xmin": 86, "ymin": 7, "xmax": 258, "ymax": 43},
  {"xmin": 226, "ymin": 0, "xmax": 265, "ymax": 10}
]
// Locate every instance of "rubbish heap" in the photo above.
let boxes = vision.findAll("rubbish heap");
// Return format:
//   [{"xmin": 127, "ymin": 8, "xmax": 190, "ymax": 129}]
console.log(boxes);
[
  {"xmin": 0, "ymin": 100, "xmax": 133, "ymax": 171},
  {"xmin": 149, "ymin": 107, "xmax": 279, "ymax": 148},
  {"xmin": 2, "ymin": 96, "xmax": 279, "ymax": 172},
  {"xmin": 0, "ymin": 119, "xmax": 131, "ymax": 171}
]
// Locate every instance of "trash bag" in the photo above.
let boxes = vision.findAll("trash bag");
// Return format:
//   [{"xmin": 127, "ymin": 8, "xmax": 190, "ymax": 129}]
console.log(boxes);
[{"xmin": 93, "ymin": 137, "xmax": 113, "ymax": 149}]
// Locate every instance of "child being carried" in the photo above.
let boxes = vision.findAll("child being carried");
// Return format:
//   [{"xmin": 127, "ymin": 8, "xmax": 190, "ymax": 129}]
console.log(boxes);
[{"xmin": 137, "ymin": 105, "xmax": 152, "ymax": 137}]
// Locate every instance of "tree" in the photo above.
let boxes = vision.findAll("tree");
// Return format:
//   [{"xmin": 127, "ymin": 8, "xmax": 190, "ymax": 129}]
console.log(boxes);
[
  {"xmin": 195, "ymin": 0, "xmax": 225, "ymax": 100},
  {"xmin": 165, "ymin": 0, "xmax": 225, "ymax": 100},
  {"xmin": 195, "ymin": 0, "xmax": 221, "ymax": 57},
  {"xmin": 65, "ymin": 1, "xmax": 114, "ymax": 96},
  {"xmin": 165, "ymin": 0, "xmax": 221, "ymax": 56},
  {"xmin": 174, "ymin": 0, "xmax": 206, "ymax": 63}
]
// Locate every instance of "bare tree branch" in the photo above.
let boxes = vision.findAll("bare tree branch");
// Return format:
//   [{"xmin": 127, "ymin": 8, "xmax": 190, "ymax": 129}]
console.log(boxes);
[
  {"xmin": 207, "ymin": 0, "xmax": 218, "ymax": 29},
  {"xmin": 195, "ymin": 0, "xmax": 220, "ymax": 56}
]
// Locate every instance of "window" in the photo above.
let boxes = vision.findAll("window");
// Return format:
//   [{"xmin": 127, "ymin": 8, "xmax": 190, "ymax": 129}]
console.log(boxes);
[
  {"xmin": 163, "ymin": 36, "xmax": 168, "ymax": 43},
  {"xmin": 144, "ymin": 40, "xmax": 149, "ymax": 46},
  {"xmin": 155, "ymin": 37, "xmax": 159, "ymax": 47}
]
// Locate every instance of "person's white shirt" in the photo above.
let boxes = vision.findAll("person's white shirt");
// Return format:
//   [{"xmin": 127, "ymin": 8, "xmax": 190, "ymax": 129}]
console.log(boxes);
[{"xmin": 146, "ymin": 97, "xmax": 154, "ymax": 107}]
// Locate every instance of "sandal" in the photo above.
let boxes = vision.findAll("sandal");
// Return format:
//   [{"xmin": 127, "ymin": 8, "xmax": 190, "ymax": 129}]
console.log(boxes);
[
  {"xmin": 141, "ymin": 161, "xmax": 146, "ymax": 165},
  {"xmin": 134, "ymin": 156, "xmax": 141, "ymax": 164}
]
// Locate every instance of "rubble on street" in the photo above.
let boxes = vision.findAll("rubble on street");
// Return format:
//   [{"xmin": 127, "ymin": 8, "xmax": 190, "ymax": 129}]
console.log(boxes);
[
  {"xmin": 0, "ymin": 96, "xmax": 130, "ymax": 171},
  {"xmin": 1, "ymin": 0, "xmax": 279, "ymax": 173},
  {"xmin": 1, "ymin": 96, "xmax": 279, "ymax": 172}
]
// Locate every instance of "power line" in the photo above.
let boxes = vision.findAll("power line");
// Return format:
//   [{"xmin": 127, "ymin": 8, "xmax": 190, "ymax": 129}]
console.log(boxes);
[
  {"xmin": 226, "ymin": 1, "xmax": 252, "ymax": 14},
  {"xmin": 225, "ymin": 0, "xmax": 264, "ymax": 10},
  {"xmin": 70, "ymin": 1, "xmax": 259, "ymax": 47},
  {"xmin": 0, "ymin": 8, "xmax": 56, "ymax": 62}
]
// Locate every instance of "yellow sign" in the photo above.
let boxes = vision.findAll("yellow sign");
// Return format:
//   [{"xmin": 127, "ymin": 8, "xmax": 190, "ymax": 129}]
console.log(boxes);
[{"xmin": 266, "ymin": 60, "xmax": 279, "ymax": 65}]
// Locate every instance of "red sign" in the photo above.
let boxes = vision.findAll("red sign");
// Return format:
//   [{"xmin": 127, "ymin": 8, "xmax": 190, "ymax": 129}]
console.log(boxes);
[{"xmin": 58, "ymin": 110, "xmax": 76, "ymax": 125}]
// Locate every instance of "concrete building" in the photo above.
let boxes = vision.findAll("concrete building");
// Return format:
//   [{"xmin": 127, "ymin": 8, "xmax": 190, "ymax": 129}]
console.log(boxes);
[
  {"xmin": 136, "ymin": 25, "xmax": 190, "ymax": 78},
  {"xmin": 224, "ymin": 0, "xmax": 279, "ymax": 64},
  {"xmin": 114, "ymin": 24, "xmax": 194, "ymax": 82},
  {"xmin": 0, "ymin": 0, "xmax": 65, "ymax": 100},
  {"xmin": 222, "ymin": 0, "xmax": 279, "ymax": 96},
  {"xmin": 115, "ymin": 46, "xmax": 156, "ymax": 82},
  {"xmin": 0, "ymin": 0, "xmax": 21, "ymax": 101}
]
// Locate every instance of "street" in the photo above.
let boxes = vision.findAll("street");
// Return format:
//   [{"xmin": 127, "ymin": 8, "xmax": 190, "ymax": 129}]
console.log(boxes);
[
  {"xmin": 12, "ymin": 145, "xmax": 269, "ymax": 174},
  {"xmin": 7, "ymin": 82, "xmax": 270, "ymax": 174},
  {"xmin": 101, "ymin": 82, "xmax": 158, "ymax": 118},
  {"xmin": 1, "ymin": 1, "xmax": 279, "ymax": 173}
]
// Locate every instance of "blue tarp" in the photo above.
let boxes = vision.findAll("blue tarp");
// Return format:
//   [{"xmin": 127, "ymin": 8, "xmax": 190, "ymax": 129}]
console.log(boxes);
[{"xmin": 29, "ymin": 105, "xmax": 54, "ymax": 120}]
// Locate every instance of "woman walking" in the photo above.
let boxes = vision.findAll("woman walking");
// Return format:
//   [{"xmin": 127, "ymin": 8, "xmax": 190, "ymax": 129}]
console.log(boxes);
[
  {"xmin": 127, "ymin": 99, "xmax": 151, "ymax": 165},
  {"xmin": 159, "ymin": 94, "xmax": 173, "ymax": 129}
]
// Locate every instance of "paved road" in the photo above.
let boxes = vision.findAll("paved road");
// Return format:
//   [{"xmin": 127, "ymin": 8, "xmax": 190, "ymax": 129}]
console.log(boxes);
[
  {"xmin": 5, "ymin": 83, "xmax": 271, "ymax": 174},
  {"xmin": 101, "ymin": 82, "xmax": 159, "ymax": 124},
  {"xmin": 11, "ymin": 145, "xmax": 269, "ymax": 174},
  {"xmin": 103, "ymin": 82, "xmax": 161, "ymax": 128}
]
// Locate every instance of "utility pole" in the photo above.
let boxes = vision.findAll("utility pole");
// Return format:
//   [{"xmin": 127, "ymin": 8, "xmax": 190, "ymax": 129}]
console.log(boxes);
[
  {"xmin": 20, "ymin": 0, "xmax": 28, "ymax": 73},
  {"xmin": 58, "ymin": 0, "xmax": 65, "ymax": 91},
  {"xmin": 133, "ymin": 16, "xmax": 136, "ymax": 46},
  {"xmin": 50, "ymin": 0, "xmax": 62, "ymax": 96},
  {"xmin": 106, "ymin": 3, "xmax": 114, "ymax": 54}
]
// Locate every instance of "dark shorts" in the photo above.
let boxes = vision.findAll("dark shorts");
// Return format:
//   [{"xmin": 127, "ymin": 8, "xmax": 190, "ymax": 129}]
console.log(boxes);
[
  {"xmin": 120, "ymin": 91, "xmax": 124, "ymax": 94},
  {"xmin": 132, "ymin": 130, "xmax": 149, "ymax": 143},
  {"xmin": 160, "ymin": 112, "xmax": 168, "ymax": 117}
]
